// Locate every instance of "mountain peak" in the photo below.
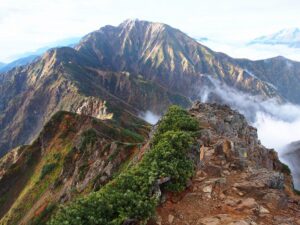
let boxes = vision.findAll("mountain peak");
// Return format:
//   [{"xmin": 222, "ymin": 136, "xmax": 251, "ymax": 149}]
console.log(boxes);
[
  {"xmin": 119, "ymin": 18, "xmax": 165, "ymax": 27},
  {"xmin": 117, "ymin": 18, "xmax": 168, "ymax": 35}
]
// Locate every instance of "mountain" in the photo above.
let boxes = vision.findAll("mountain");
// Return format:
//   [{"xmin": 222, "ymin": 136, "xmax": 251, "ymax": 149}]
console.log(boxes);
[
  {"xmin": 1, "ymin": 19, "xmax": 300, "ymax": 158},
  {"xmin": 0, "ymin": 62, "xmax": 5, "ymax": 68},
  {"xmin": 0, "ymin": 44, "xmax": 189, "ymax": 156},
  {"xmin": 76, "ymin": 19, "xmax": 300, "ymax": 103},
  {"xmin": 0, "ymin": 109, "xmax": 150, "ymax": 224},
  {"xmin": 249, "ymin": 28, "xmax": 300, "ymax": 48},
  {"xmin": 2, "ymin": 102, "xmax": 300, "ymax": 224}
]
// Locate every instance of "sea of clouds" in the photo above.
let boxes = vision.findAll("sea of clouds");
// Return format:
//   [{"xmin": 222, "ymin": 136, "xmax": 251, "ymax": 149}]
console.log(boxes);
[
  {"xmin": 200, "ymin": 39, "xmax": 300, "ymax": 62},
  {"xmin": 199, "ymin": 76, "xmax": 300, "ymax": 154}
]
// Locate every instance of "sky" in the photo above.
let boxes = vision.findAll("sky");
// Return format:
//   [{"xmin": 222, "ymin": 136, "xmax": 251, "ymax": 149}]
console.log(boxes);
[{"xmin": 1, "ymin": 0, "xmax": 300, "ymax": 62}]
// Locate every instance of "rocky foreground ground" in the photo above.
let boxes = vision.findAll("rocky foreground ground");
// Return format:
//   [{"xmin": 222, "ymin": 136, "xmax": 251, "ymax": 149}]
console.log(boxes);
[{"xmin": 151, "ymin": 102, "xmax": 300, "ymax": 225}]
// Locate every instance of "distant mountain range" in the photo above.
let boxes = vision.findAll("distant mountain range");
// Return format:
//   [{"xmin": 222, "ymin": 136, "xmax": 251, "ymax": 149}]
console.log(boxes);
[
  {"xmin": 0, "ymin": 37, "xmax": 81, "ymax": 73},
  {"xmin": 249, "ymin": 28, "xmax": 300, "ymax": 48},
  {"xmin": 1, "ymin": 19, "xmax": 300, "ymax": 158},
  {"xmin": 0, "ymin": 55, "xmax": 39, "ymax": 73}
]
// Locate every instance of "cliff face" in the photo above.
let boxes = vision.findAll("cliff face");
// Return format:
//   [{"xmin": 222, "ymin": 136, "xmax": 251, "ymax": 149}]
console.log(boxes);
[{"xmin": 152, "ymin": 103, "xmax": 300, "ymax": 225}]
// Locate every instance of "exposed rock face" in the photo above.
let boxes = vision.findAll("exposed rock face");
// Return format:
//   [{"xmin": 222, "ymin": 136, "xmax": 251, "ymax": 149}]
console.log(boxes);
[
  {"xmin": 154, "ymin": 102, "xmax": 300, "ymax": 225},
  {"xmin": 0, "ymin": 47, "xmax": 188, "ymax": 157},
  {"xmin": 75, "ymin": 97, "xmax": 113, "ymax": 120}
]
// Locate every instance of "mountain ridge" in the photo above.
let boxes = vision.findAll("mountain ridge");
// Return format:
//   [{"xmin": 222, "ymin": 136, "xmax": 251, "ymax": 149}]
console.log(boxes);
[{"xmin": 1, "ymin": 19, "xmax": 300, "ymax": 157}]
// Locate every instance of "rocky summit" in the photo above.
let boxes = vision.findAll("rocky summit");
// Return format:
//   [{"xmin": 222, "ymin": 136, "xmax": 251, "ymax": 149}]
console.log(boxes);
[{"xmin": 152, "ymin": 102, "xmax": 300, "ymax": 225}]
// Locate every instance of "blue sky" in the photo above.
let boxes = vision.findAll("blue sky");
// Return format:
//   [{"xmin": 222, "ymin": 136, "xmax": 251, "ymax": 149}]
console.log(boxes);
[{"xmin": 1, "ymin": 0, "xmax": 300, "ymax": 62}]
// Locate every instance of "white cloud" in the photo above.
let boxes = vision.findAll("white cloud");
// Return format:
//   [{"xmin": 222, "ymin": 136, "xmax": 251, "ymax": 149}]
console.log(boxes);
[
  {"xmin": 1, "ymin": 0, "xmax": 300, "ymax": 62},
  {"xmin": 201, "ymin": 39, "xmax": 300, "ymax": 62},
  {"xmin": 255, "ymin": 113, "xmax": 300, "ymax": 153},
  {"xmin": 199, "ymin": 75, "xmax": 300, "ymax": 153},
  {"xmin": 139, "ymin": 111, "xmax": 160, "ymax": 125}
]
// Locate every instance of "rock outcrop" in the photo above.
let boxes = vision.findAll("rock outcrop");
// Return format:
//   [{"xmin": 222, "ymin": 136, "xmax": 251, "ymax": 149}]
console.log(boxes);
[
  {"xmin": 75, "ymin": 97, "xmax": 113, "ymax": 120},
  {"xmin": 153, "ymin": 102, "xmax": 300, "ymax": 225}
]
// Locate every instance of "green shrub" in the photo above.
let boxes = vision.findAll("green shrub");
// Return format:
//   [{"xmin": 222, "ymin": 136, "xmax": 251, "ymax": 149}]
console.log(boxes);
[
  {"xmin": 40, "ymin": 163, "xmax": 57, "ymax": 180},
  {"xmin": 157, "ymin": 105, "xmax": 198, "ymax": 132},
  {"xmin": 48, "ymin": 105, "xmax": 199, "ymax": 225}
]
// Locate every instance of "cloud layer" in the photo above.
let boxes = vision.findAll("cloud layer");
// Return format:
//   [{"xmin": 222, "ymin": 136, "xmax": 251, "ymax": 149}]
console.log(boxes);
[
  {"xmin": 201, "ymin": 39, "xmax": 300, "ymax": 62},
  {"xmin": 199, "ymin": 75, "xmax": 300, "ymax": 153},
  {"xmin": 2, "ymin": 0, "xmax": 300, "ymax": 62}
]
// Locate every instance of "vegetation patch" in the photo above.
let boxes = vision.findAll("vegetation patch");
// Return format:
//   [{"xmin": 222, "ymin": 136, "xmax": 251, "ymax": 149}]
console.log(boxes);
[
  {"xmin": 79, "ymin": 129, "xmax": 98, "ymax": 152},
  {"xmin": 48, "ymin": 106, "xmax": 199, "ymax": 225},
  {"xmin": 40, "ymin": 163, "xmax": 58, "ymax": 180},
  {"xmin": 120, "ymin": 128, "xmax": 144, "ymax": 143}
]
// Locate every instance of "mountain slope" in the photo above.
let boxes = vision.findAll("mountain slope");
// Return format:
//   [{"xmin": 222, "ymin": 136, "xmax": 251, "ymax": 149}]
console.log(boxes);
[
  {"xmin": 2, "ymin": 103, "xmax": 300, "ymax": 225},
  {"xmin": 76, "ymin": 19, "xmax": 281, "ymax": 99},
  {"xmin": 0, "ymin": 46, "xmax": 190, "ymax": 156},
  {"xmin": 0, "ymin": 110, "xmax": 150, "ymax": 225},
  {"xmin": 76, "ymin": 19, "xmax": 300, "ymax": 104},
  {"xmin": 1, "ymin": 19, "xmax": 300, "ymax": 157}
]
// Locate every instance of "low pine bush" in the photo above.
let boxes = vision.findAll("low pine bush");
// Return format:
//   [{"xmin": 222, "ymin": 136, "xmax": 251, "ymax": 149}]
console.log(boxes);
[{"xmin": 48, "ymin": 105, "xmax": 199, "ymax": 225}]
